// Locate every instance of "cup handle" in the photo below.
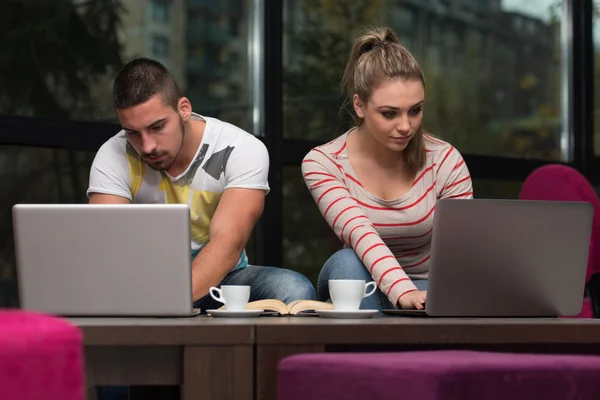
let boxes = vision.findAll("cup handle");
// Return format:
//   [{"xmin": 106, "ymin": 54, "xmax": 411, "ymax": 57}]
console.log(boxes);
[
  {"xmin": 209, "ymin": 287, "xmax": 225, "ymax": 304},
  {"xmin": 363, "ymin": 281, "xmax": 377, "ymax": 298}
]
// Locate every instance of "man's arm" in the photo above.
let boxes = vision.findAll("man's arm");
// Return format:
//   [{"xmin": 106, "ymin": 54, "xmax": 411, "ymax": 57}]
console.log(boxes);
[
  {"xmin": 190, "ymin": 187, "xmax": 264, "ymax": 301},
  {"xmin": 88, "ymin": 193, "xmax": 131, "ymax": 204},
  {"xmin": 87, "ymin": 136, "xmax": 133, "ymax": 203}
]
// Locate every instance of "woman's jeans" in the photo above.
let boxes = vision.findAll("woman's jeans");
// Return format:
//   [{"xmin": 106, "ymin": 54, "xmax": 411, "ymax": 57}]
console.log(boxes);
[{"xmin": 317, "ymin": 248, "xmax": 428, "ymax": 310}]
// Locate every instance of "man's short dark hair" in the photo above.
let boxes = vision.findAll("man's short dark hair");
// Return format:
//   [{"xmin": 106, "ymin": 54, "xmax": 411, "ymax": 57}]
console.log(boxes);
[{"xmin": 112, "ymin": 57, "xmax": 181, "ymax": 110}]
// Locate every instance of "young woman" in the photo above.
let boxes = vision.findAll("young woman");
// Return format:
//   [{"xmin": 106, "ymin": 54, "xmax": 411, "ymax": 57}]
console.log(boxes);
[{"xmin": 302, "ymin": 27, "xmax": 473, "ymax": 310}]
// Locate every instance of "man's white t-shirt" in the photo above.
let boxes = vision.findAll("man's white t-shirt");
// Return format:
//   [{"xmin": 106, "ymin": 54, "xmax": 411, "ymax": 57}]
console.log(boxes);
[{"xmin": 87, "ymin": 113, "xmax": 270, "ymax": 271}]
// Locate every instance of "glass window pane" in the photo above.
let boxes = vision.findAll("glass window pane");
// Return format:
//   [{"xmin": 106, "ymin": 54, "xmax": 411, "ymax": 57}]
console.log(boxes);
[
  {"xmin": 151, "ymin": 35, "xmax": 171, "ymax": 58},
  {"xmin": 151, "ymin": 0, "xmax": 171, "ymax": 23},
  {"xmin": 283, "ymin": 0, "xmax": 565, "ymax": 160},
  {"xmin": 0, "ymin": 0, "xmax": 254, "ymax": 132},
  {"xmin": 0, "ymin": 146, "xmax": 96, "ymax": 306}
]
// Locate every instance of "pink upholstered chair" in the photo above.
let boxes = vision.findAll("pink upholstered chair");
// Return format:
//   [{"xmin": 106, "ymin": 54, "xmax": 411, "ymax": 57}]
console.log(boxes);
[
  {"xmin": 519, "ymin": 164, "xmax": 600, "ymax": 318},
  {"xmin": 0, "ymin": 310, "xmax": 84, "ymax": 400},
  {"xmin": 278, "ymin": 350, "xmax": 600, "ymax": 400}
]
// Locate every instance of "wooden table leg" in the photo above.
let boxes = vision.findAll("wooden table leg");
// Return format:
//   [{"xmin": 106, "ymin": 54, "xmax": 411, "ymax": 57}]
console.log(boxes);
[
  {"xmin": 256, "ymin": 345, "xmax": 325, "ymax": 400},
  {"xmin": 182, "ymin": 345, "xmax": 253, "ymax": 400}
]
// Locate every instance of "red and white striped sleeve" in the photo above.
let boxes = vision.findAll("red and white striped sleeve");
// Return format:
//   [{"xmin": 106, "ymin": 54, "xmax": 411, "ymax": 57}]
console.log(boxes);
[
  {"xmin": 435, "ymin": 146, "xmax": 474, "ymax": 200},
  {"xmin": 301, "ymin": 148, "xmax": 418, "ymax": 306}
]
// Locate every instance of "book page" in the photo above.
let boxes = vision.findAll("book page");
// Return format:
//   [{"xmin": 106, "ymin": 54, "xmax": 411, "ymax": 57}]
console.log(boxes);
[
  {"xmin": 288, "ymin": 299, "xmax": 334, "ymax": 315},
  {"xmin": 246, "ymin": 299, "xmax": 289, "ymax": 314}
]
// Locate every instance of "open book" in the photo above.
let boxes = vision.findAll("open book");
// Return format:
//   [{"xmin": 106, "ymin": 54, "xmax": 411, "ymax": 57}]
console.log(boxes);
[{"xmin": 218, "ymin": 299, "xmax": 334, "ymax": 316}]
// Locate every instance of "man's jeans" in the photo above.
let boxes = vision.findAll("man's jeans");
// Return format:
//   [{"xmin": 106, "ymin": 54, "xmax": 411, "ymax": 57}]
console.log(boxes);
[{"xmin": 193, "ymin": 264, "xmax": 316, "ymax": 311}]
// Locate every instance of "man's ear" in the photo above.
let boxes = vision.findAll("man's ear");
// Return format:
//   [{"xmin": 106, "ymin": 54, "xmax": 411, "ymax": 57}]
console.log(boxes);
[
  {"xmin": 178, "ymin": 97, "xmax": 192, "ymax": 121},
  {"xmin": 353, "ymin": 94, "xmax": 365, "ymax": 119}
]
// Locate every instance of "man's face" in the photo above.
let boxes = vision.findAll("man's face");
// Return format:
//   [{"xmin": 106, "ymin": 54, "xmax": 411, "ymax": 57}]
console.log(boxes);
[{"xmin": 117, "ymin": 94, "xmax": 185, "ymax": 171}]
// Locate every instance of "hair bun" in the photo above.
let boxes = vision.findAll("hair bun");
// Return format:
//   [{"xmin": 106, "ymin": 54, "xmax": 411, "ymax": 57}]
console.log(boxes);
[{"xmin": 362, "ymin": 39, "xmax": 387, "ymax": 55}]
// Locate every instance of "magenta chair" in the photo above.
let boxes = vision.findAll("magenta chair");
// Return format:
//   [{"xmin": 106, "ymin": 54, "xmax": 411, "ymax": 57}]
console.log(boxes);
[
  {"xmin": 0, "ymin": 310, "xmax": 85, "ymax": 400},
  {"xmin": 519, "ymin": 164, "xmax": 600, "ymax": 318},
  {"xmin": 278, "ymin": 350, "xmax": 600, "ymax": 400}
]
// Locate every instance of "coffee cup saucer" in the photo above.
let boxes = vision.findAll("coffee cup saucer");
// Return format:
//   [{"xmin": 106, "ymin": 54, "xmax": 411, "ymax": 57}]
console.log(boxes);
[
  {"xmin": 206, "ymin": 309, "xmax": 265, "ymax": 318},
  {"xmin": 316, "ymin": 309, "xmax": 378, "ymax": 319}
]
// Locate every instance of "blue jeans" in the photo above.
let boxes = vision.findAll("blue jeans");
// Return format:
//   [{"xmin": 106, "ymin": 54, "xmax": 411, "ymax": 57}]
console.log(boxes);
[
  {"xmin": 193, "ymin": 265, "xmax": 316, "ymax": 311},
  {"xmin": 318, "ymin": 248, "xmax": 428, "ymax": 311}
]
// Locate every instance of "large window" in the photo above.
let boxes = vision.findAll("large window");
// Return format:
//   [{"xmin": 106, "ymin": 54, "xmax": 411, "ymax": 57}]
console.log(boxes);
[
  {"xmin": 282, "ymin": 0, "xmax": 566, "ymax": 161},
  {"xmin": 1, "ymin": 0, "xmax": 598, "ymax": 304},
  {"xmin": 0, "ymin": 0, "xmax": 255, "ymax": 132}
]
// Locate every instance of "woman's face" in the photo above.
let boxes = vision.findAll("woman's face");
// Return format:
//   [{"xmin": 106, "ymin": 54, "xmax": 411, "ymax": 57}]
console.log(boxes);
[{"xmin": 353, "ymin": 79, "xmax": 425, "ymax": 152}]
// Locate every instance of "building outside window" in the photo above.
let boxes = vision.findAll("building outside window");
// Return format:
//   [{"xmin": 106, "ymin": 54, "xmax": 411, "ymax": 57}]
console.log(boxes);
[{"xmin": 151, "ymin": 0, "xmax": 170, "ymax": 23}]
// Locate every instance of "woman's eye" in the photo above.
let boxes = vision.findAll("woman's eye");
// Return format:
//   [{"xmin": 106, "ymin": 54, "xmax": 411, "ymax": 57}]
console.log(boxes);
[
  {"xmin": 409, "ymin": 107, "xmax": 422, "ymax": 116},
  {"xmin": 382, "ymin": 111, "xmax": 396, "ymax": 118}
]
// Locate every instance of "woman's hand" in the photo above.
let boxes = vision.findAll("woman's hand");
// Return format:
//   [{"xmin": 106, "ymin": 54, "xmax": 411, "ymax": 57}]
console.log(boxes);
[{"xmin": 398, "ymin": 290, "xmax": 427, "ymax": 310}]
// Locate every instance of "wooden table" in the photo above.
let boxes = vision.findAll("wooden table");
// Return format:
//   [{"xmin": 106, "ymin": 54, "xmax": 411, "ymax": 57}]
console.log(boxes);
[
  {"xmin": 71, "ymin": 316, "xmax": 600, "ymax": 400},
  {"xmin": 70, "ymin": 317, "xmax": 254, "ymax": 400},
  {"xmin": 254, "ymin": 316, "xmax": 600, "ymax": 400}
]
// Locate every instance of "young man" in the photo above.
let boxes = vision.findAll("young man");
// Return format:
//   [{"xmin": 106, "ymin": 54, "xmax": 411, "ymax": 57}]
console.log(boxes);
[{"xmin": 87, "ymin": 57, "xmax": 315, "ymax": 310}]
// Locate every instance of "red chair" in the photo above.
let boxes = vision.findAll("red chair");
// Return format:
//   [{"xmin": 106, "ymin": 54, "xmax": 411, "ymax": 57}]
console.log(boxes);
[
  {"xmin": 0, "ymin": 310, "xmax": 84, "ymax": 400},
  {"xmin": 519, "ymin": 164, "xmax": 600, "ymax": 318}
]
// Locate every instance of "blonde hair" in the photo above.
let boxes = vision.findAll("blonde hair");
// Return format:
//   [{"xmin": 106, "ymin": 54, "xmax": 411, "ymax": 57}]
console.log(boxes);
[{"xmin": 341, "ymin": 27, "xmax": 426, "ymax": 175}]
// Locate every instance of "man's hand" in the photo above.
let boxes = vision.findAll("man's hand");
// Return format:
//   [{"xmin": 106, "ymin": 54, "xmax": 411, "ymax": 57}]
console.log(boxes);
[{"xmin": 398, "ymin": 290, "xmax": 427, "ymax": 310}]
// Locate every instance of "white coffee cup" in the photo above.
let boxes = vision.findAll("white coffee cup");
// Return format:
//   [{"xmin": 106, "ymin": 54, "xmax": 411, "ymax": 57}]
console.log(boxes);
[
  {"xmin": 209, "ymin": 285, "xmax": 250, "ymax": 311},
  {"xmin": 328, "ymin": 279, "xmax": 377, "ymax": 311}
]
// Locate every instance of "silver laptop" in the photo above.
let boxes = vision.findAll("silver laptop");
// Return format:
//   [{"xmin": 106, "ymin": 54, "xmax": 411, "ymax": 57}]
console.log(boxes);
[
  {"xmin": 13, "ymin": 204, "xmax": 198, "ymax": 317},
  {"xmin": 384, "ymin": 199, "xmax": 593, "ymax": 317}
]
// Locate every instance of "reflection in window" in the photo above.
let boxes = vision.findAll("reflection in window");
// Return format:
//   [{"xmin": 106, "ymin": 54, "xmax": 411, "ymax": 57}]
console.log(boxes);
[
  {"xmin": 152, "ymin": 35, "xmax": 171, "ymax": 57},
  {"xmin": 392, "ymin": 6, "xmax": 416, "ymax": 30},
  {"xmin": 0, "ymin": 0, "xmax": 254, "ymax": 132},
  {"xmin": 0, "ymin": 146, "xmax": 96, "ymax": 306},
  {"xmin": 185, "ymin": 0, "xmax": 252, "ymax": 131},
  {"xmin": 0, "ymin": 1, "xmax": 123, "ymax": 120},
  {"xmin": 151, "ymin": 0, "xmax": 171, "ymax": 23},
  {"xmin": 283, "ymin": 0, "xmax": 565, "ymax": 160}
]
